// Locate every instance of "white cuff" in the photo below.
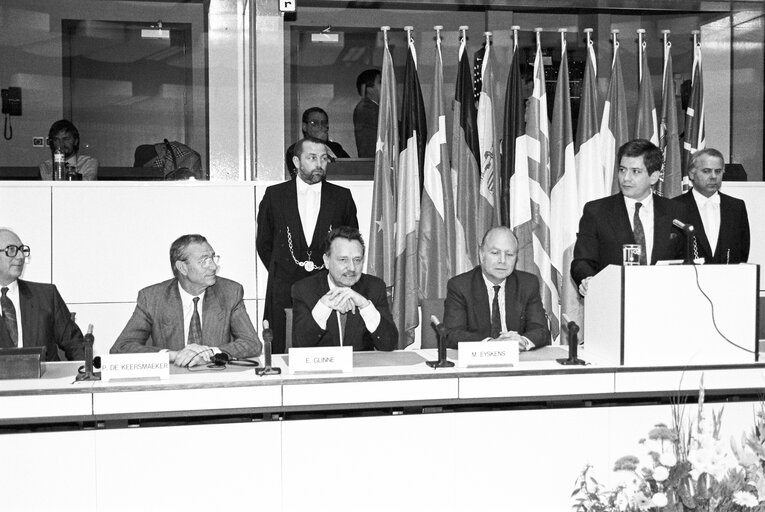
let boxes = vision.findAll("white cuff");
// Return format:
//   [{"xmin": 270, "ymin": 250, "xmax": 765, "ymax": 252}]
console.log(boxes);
[
  {"xmin": 312, "ymin": 301, "xmax": 333, "ymax": 330},
  {"xmin": 358, "ymin": 301, "xmax": 381, "ymax": 333}
]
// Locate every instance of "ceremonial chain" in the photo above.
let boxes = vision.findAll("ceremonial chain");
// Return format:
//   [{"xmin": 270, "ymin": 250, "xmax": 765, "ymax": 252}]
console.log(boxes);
[{"xmin": 287, "ymin": 226, "xmax": 324, "ymax": 272}]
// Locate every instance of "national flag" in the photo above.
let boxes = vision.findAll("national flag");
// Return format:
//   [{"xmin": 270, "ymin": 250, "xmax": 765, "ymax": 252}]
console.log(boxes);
[
  {"xmin": 368, "ymin": 33, "xmax": 398, "ymax": 294},
  {"xmin": 526, "ymin": 34, "xmax": 560, "ymax": 341},
  {"xmin": 658, "ymin": 39, "xmax": 682, "ymax": 198},
  {"xmin": 419, "ymin": 31, "xmax": 455, "ymax": 302},
  {"xmin": 682, "ymin": 42, "xmax": 705, "ymax": 191},
  {"xmin": 476, "ymin": 34, "xmax": 500, "ymax": 234},
  {"xmin": 550, "ymin": 35, "xmax": 579, "ymax": 340},
  {"xmin": 634, "ymin": 42, "xmax": 659, "ymax": 146},
  {"xmin": 599, "ymin": 39, "xmax": 629, "ymax": 195},
  {"xmin": 452, "ymin": 33, "xmax": 482, "ymax": 274},
  {"xmin": 392, "ymin": 33, "xmax": 424, "ymax": 348},
  {"xmin": 575, "ymin": 36, "xmax": 605, "ymax": 213},
  {"xmin": 504, "ymin": 40, "xmax": 533, "ymax": 272}
]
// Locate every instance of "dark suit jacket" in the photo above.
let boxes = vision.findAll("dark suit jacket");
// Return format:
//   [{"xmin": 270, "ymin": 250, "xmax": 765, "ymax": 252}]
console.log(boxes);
[
  {"xmin": 443, "ymin": 267, "xmax": 550, "ymax": 350},
  {"xmin": 291, "ymin": 271, "xmax": 397, "ymax": 351},
  {"xmin": 673, "ymin": 190, "xmax": 750, "ymax": 264},
  {"xmin": 571, "ymin": 193, "xmax": 689, "ymax": 286},
  {"xmin": 110, "ymin": 277, "xmax": 261, "ymax": 357},
  {"xmin": 256, "ymin": 179, "xmax": 358, "ymax": 353},
  {"xmin": 0, "ymin": 280, "xmax": 84, "ymax": 361}
]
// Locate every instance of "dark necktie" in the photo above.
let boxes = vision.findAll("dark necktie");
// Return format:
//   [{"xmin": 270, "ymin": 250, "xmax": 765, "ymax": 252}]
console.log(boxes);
[
  {"xmin": 339, "ymin": 312, "xmax": 347, "ymax": 346},
  {"xmin": 633, "ymin": 202, "xmax": 647, "ymax": 265},
  {"xmin": 490, "ymin": 285, "xmax": 501, "ymax": 339},
  {"xmin": 1, "ymin": 287, "xmax": 18, "ymax": 346},
  {"xmin": 188, "ymin": 296, "xmax": 202, "ymax": 345}
]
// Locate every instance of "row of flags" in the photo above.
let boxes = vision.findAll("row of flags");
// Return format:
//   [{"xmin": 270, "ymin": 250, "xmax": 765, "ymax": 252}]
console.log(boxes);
[{"xmin": 368, "ymin": 26, "xmax": 707, "ymax": 348}]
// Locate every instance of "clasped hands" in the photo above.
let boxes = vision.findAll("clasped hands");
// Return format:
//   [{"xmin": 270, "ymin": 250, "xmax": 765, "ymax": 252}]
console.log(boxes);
[
  {"xmin": 487, "ymin": 331, "xmax": 531, "ymax": 351},
  {"xmin": 168, "ymin": 343, "xmax": 214, "ymax": 368},
  {"xmin": 319, "ymin": 287, "xmax": 370, "ymax": 314}
]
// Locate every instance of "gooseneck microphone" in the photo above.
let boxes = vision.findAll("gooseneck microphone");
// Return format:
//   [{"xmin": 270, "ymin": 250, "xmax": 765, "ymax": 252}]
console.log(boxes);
[
  {"xmin": 557, "ymin": 321, "xmax": 585, "ymax": 365},
  {"xmin": 426, "ymin": 315, "xmax": 455, "ymax": 369},
  {"xmin": 673, "ymin": 219, "xmax": 696, "ymax": 264},
  {"xmin": 256, "ymin": 320, "xmax": 281, "ymax": 376},
  {"xmin": 76, "ymin": 324, "xmax": 101, "ymax": 381}
]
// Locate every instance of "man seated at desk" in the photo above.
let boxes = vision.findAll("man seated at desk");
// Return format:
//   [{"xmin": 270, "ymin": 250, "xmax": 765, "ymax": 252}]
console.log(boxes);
[
  {"xmin": 291, "ymin": 226, "xmax": 397, "ymax": 351},
  {"xmin": 0, "ymin": 228, "xmax": 85, "ymax": 360},
  {"xmin": 286, "ymin": 107, "xmax": 350, "ymax": 176},
  {"xmin": 443, "ymin": 226, "xmax": 550, "ymax": 351},
  {"xmin": 110, "ymin": 234, "xmax": 261, "ymax": 367},
  {"xmin": 39, "ymin": 119, "xmax": 98, "ymax": 181}
]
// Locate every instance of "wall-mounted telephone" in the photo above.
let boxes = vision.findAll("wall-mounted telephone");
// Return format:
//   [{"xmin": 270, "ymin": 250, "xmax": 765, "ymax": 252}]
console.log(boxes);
[{"xmin": 2, "ymin": 87, "xmax": 22, "ymax": 116}]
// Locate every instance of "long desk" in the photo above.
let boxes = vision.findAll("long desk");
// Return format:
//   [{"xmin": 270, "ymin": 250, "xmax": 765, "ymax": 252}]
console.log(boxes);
[{"xmin": 2, "ymin": 348, "xmax": 765, "ymax": 512}]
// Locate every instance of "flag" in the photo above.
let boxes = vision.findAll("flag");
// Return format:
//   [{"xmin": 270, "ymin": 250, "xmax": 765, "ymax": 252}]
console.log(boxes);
[
  {"xmin": 452, "ymin": 34, "xmax": 482, "ymax": 274},
  {"xmin": 682, "ymin": 42, "xmax": 705, "ymax": 191},
  {"xmin": 634, "ymin": 42, "xmax": 659, "ymax": 146},
  {"xmin": 476, "ymin": 36, "xmax": 500, "ymax": 234},
  {"xmin": 599, "ymin": 40, "xmax": 629, "ymax": 195},
  {"xmin": 526, "ymin": 36, "xmax": 560, "ymax": 341},
  {"xmin": 392, "ymin": 34, "xmax": 424, "ymax": 348},
  {"xmin": 504, "ymin": 42, "xmax": 533, "ymax": 272},
  {"xmin": 550, "ymin": 37, "xmax": 579, "ymax": 340},
  {"xmin": 658, "ymin": 39, "xmax": 682, "ymax": 198},
  {"xmin": 368, "ymin": 35, "xmax": 398, "ymax": 293},
  {"xmin": 419, "ymin": 33, "xmax": 455, "ymax": 302},
  {"xmin": 575, "ymin": 38, "xmax": 605, "ymax": 213}
]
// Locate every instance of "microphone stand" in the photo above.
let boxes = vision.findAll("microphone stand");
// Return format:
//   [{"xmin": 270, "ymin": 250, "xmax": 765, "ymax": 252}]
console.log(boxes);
[
  {"xmin": 76, "ymin": 324, "xmax": 101, "ymax": 381},
  {"xmin": 426, "ymin": 318, "xmax": 454, "ymax": 369},
  {"xmin": 683, "ymin": 229, "xmax": 695, "ymax": 265},
  {"xmin": 256, "ymin": 323, "xmax": 281, "ymax": 376},
  {"xmin": 556, "ymin": 321, "xmax": 585, "ymax": 366}
]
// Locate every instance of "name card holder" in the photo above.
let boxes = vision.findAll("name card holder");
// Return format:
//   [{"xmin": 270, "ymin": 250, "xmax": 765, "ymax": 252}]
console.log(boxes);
[
  {"xmin": 288, "ymin": 346, "xmax": 353, "ymax": 374},
  {"xmin": 457, "ymin": 341, "xmax": 518, "ymax": 368},
  {"xmin": 0, "ymin": 347, "xmax": 45, "ymax": 379},
  {"xmin": 100, "ymin": 352, "xmax": 170, "ymax": 382}
]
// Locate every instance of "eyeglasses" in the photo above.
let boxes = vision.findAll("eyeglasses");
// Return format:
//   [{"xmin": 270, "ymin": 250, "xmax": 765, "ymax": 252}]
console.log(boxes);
[
  {"xmin": 2, "ymin": 245, "xmax": 30, "ymax": 258},
  {"xmin": 199, "ymin": 255, "xmax": 220, "ymax": 268},
  {"xmin": 307, "ymin": 120, "xmax": 329, "ymax": 127}
]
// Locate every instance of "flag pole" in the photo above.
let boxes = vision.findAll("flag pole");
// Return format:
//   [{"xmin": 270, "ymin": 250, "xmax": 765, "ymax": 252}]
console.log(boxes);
[
  {"xmin": 584, "ymin": 27, "xmax": 592, "ymax": 47},
  {"xmin": 512, "ymin": 25, "xmax": 519, "ymax": 51},
  {"xmin": 459, "ymin": 25, "xmax": 468, "ymax": 45},
  {"xmin": 611, "ymin": 28, "xmax": 619, "ymax": 66},
  {"xmin": 559, "ymin": 27, "xmax": 566, "ymax": 56},
  {"xmin": 434, "ymin": 24, "xmax": 442, "ymax": 43},
  {"xmin": 535, "ymin": 26, "xmax": 542, "ymax": 47},
  {"xmin": 637, "ymin": 28, "xmax": 645, "ymax": 82},
  {"xmin": 381, "ymin": 25, "xmax": 389, "ymax": 44},
  {"xmin": 662, "ymin": 29, "xmax": 670, "ymax": 69}
]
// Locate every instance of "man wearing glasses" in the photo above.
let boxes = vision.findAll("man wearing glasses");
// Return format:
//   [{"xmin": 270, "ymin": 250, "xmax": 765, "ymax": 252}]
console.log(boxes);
[
  {"xmin": 0, "ymin": 228, "xmax": 85, "ymax": 360},
  {"xmin": 285, "ymin": 107, "xmax": 350, "ymax": 176},
  {"xmin": 110, "ymin": 234, "xmax": 261, "ymax": 367}
]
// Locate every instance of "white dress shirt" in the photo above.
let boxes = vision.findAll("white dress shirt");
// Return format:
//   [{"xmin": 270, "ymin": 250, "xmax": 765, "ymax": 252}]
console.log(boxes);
[
  {"xmin": 1, "ymin": 280, "xmax": 23, "ymax": 346},
  {"xmin": 296, "ymin": 178, "xmax": 322, "ymax": 244},
  {"xmin": 178, "ymin": 284, "xmax": 205, "ymax": 346},
  {"xmin": 623, "ymin": 193, "xmax": 655, "ymax": 264},
  {"xmin": 480, "ymin": 273, "xmax": 533, "ymax": 349},
  {"xmin": 692, "ymin": 189, "xmax": 721, "ymax": 255},
  {"xmin": 312, "ymin": 275, "xmax": 381, "ymax": 345}
]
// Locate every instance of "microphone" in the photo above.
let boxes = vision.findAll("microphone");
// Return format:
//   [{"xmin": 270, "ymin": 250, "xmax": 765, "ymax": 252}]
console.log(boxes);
[
  {"xmin": 557, "ymin": 320, "xmax": 585, "ymax": 365},
  {"xmin": 426, "ymin": 315, "xmax": 455, "ymax": 369},
  {"xmin": 672, "ymin": 219, "xmax": 695, "ymax": 234},
  {"xmin": 256, "ymin": 319, "xmax": 281, "ymax": 376},
  {"xmin": 76, "ymin": 324, "xmax": 101, "ymax": 381}
]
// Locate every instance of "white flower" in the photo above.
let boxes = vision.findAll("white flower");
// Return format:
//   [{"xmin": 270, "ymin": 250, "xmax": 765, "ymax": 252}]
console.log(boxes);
[
  {"xmin": 653, "ymin": 466, "xmax": 669, "ymax": 482},
  {"xmin": 659, "ymin": 452, "xmax": 677, "ymax": 467},
  {"xmin": 652, "ymin": 492, "xmax": 668, "ymax": 507},
  {"xmin": 732, "ymin": 490, "xmax": 758, "ymax": 508}
]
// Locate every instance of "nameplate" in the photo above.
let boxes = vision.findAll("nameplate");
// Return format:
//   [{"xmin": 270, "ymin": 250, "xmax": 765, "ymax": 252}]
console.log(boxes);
[
  {"xmin": 457, "ymin": 341, "xmax": 518, "ymax": 368},
  {"xmin": 288, "ymin": 346, "xmax": 353, "ymax": 374},
  {"xmin": 100, "ymin": 353, "xmax": 170, "ymax": 382}
]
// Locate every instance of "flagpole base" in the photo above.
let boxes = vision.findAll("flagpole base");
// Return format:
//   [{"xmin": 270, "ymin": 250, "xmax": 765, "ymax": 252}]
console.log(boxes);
[
  {"xmin": 556, "ymin": 357, "xmax": 586, "ymax": 366},
  {"xmin": 426, "ymin": 359, "xmax": 455, "ymax": 369}
]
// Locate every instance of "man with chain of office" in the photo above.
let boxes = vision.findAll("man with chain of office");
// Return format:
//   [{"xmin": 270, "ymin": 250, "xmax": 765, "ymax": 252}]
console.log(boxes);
[{"xmin": 257, "ymin": 136, "xmax": 358, "ymax": 353}]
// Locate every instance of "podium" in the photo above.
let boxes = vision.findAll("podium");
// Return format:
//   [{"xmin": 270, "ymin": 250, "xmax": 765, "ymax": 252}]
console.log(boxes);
[{"xmin": 584, "ymin": 264, "xmax": 759, "ymax": 366}]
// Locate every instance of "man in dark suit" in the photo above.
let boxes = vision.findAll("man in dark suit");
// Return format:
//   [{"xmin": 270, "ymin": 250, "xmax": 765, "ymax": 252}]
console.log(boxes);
[
  {"xmin": 0, "ymin": 228, "xmax": 85, "ymax": 360},
  {"xmin": 291, "ymin": 226, "xmax": 397, "ymax": 351},
  {"xmin": 257, "ymin": 137, "xmax": 358, "ymax": 353},
  {"xmin": 111, "ymin": 234, "xmax": 261, "ymax": 367},
  {"xmin": 443, "ymin": 226, "xmax": 550, "ymax": 350},
  {"xmin": 673, "ymin": 148, "xmax": 750, "ymax": 264},
  {"xmin": 285, "ymin": 108, "xmax": 350, "ymax": 176},
  {"xmin": 571, "ymin": 139, "xmax": 689, "ymax": 296}
]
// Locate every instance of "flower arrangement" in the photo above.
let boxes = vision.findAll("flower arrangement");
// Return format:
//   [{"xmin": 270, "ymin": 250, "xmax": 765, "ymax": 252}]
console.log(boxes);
[{"xmin": 572, "ymin": 381, "xmax": 765, "ymax": 511}]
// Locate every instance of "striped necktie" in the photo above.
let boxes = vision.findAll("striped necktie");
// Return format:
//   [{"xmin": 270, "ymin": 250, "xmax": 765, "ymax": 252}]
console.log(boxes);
[{"xmin": 1, "ymin": 287, "xmax": 18, "ymax": 346}]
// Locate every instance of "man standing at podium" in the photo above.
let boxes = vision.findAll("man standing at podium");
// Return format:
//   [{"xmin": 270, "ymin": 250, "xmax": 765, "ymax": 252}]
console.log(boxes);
[
  {"xmin": 571, "ymin": 139, "xmax": 688, "ymax": 296},
  {"xmin": 443, "ymin": 227, "xmax": 550, "ymax": 350},
  {"xmin": 673, "ymin": 148, "xmax": 750, "ymax": 264}
]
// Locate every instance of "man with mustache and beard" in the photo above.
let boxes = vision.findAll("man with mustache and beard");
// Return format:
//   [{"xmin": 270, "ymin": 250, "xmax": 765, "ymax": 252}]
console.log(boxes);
[
  {"xmin": 290, "ymin": 226, "xmax": 397, "ymax": 351},
  {"xmin": 443, "ymin": 226, "xmax": 551, "ymax": 351}
]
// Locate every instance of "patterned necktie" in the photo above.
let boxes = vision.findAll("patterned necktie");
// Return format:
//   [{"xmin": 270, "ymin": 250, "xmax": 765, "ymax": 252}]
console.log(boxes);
[
  {"xmin": 188, "ymin": 296, "xmax": 202, "ymax": 346},
  {"xmin": 491, "ymin": 285, "xmax": 501, "ymax": 339},
  {"xmin": 1, "ymin": 287, "xmax": 18, "ymax": 346},
  {"xmin": 633, "ymin": 202, "xmax": 647, "ymax": 265}
]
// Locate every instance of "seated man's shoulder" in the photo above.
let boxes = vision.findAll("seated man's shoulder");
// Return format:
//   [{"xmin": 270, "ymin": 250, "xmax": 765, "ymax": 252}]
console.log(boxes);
[
  {"xmin": 512, "ymin": 269, "xmax": 540, "ymax": 288},
  {"xmin": 210, "ymin": 276, "xmax": 244, "ymax": 296},
  {"xmin": 292, "ymin": 271, "xmax": 325, "ymax": 294},
  {"xmin": 358, "ymin": 272, "xmax": 386, "ymax": 290},
  {"xmin": 447, "ymin": 267, "xmax": 479, "ymax": 290},
  {"xmin": 17, "ymin": 279, "xmax": 56, "ymax": 295}
]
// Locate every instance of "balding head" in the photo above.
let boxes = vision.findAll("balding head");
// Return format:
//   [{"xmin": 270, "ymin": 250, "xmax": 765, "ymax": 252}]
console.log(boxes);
[
  {"xmin": 479, "ymin": 227, "xmax": 519, "ymax": 284},
  {"xmin": 0, "ymin": 229, "xmax": 26, "ymax": 286}
]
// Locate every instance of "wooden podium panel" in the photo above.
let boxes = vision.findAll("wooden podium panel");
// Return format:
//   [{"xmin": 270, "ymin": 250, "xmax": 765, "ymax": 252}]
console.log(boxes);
[{"xmin": 585, "ymin": 264, "xmax": 759, "ymax": 366}]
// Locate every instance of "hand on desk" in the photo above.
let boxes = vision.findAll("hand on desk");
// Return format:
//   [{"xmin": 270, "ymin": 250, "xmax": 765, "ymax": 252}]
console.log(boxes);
[
  {"xmin": 169, "ymin": 344, "xmax": 214, "ymax": 367},
  {"xmin": 486, "ymin": 331, "xmax": 533, "ymax": 351},
  {"xmin": 578, "ymin": 276, "xmax": 592, "ymax": 297},
  {"xmin": 319, "ymin": 287, "xmax": 370, "ymax": 314}
]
